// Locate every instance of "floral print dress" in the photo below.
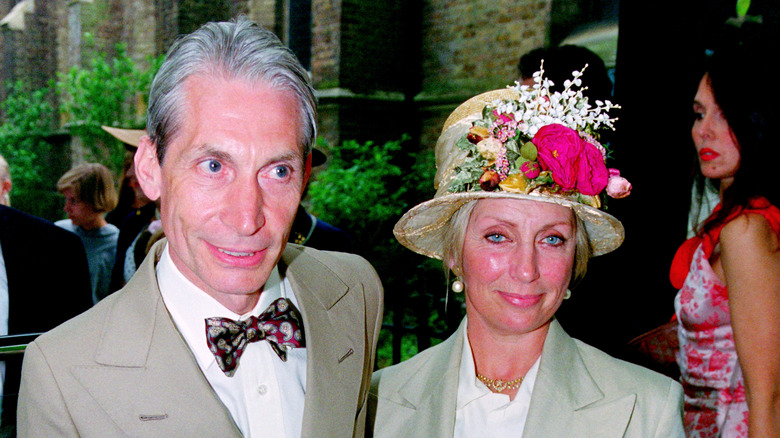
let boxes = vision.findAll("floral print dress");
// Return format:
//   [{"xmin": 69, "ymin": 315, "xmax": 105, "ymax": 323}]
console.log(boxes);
[
  {"xmin": 670, "ymin": 197, "xmax": 780, "ymax": 437},
  {"xmin": 674, "ymin": 243, "xmax": 748, "ymax": 437}
]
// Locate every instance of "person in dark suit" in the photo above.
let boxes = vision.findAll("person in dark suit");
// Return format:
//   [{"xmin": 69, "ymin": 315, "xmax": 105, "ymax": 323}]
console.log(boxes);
[
  {"xmin": 0, "ymin": 203, "xmax": 92, "ymax": 427},
  {"xmin": 288, "ymin": 147, "xmax": 355, "ymax": 253},
  {"xmin": 100, "ymin": 126, "xmax": 159, "ymax": 295}
]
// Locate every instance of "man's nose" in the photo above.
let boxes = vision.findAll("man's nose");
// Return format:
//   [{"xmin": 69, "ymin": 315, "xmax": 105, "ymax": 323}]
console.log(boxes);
[{"xmin": 222, "ymin": 180, "xmax": 265, "ymax": 235}]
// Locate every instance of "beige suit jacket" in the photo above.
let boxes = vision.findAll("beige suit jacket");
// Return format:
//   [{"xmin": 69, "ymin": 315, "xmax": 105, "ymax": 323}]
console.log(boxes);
[
  {"xmin": 368, "ymin": 319, "xmax": 684, "ymax": 438},
  {"xmin": 17, "ymin": 240, "xmax": 383, "ymax": 438}
]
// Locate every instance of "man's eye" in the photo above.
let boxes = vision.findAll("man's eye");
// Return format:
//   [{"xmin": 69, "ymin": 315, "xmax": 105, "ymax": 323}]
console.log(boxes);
[
  {"xmin": 199, "ymin": 160, "xmax": 222, "ymax": 173},
  {"xmin": 271, "ymin": 165, "xmax": 290, "ymax": 179}
]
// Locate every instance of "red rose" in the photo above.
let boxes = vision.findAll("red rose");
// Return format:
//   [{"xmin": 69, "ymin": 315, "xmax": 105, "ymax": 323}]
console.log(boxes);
[
  {"xmin": 575, "ymin": 142, "xmax": 609, "ymax": 195},
  {"xmin": 533, "ymin": 124, "xmax": 583, "ymax": 191}
]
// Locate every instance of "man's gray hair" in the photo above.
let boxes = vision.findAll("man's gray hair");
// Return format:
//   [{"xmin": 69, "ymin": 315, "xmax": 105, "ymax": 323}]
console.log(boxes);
[{"xmin": 146, "ymin": 16, "xmax": 317, "ymax": 164}]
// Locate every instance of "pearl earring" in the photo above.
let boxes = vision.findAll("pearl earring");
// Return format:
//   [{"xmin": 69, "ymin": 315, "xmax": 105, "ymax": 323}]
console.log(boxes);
[
  {"xmin": 452, "ymin": 279, "xmax": 464, "ymax": 293},
  {"xmin": 564, "ymin": 289, "xmax": 571, "ymax": 300}
]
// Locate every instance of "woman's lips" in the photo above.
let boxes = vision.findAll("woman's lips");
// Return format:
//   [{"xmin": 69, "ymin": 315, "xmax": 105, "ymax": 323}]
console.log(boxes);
[
  {"xmin": 699, "ymin": 147, "xmax": 719, "ymax": 161},
  {"xmin": 498, "ymin": 291, "xmax": 542, "ymax": 308}
]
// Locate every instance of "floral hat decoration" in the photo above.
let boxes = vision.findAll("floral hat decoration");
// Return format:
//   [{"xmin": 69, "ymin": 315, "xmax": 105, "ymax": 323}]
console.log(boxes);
[{"xmin": 394, "ymin": 64, "xmax": 632, "ymax": 259}]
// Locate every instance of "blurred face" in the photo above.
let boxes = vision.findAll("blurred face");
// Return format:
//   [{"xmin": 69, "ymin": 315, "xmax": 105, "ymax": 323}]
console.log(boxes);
[
  {"xmin": 135, "ymin": 75, "xmax": 310, "ymax": 313},
  {"xmin": 692, "ymin": 73, "xmax": 741, "ymax": 190},
  {"xmin": 125, "ymin": 158, "xmax": 151, "ymax": 207},
  {"xmin": 62, "ymin": 187, "xmax": 100, "ymax": 229},
  {"xmin": 461, "ymin": 198, "xmax": 576, "ymax": 338}
]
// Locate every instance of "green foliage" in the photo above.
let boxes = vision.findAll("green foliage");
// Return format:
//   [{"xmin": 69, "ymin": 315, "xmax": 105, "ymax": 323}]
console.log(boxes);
[
  {"xmin": 58, "ymin": 43, "xmax": 164, "ymax": 175},
  {"xmin": 736, "ymin": 0, "xmax": 751, "ymax": 18},
  {"xmin": 308, "ymin": 136, "xmax": 463, "ymax": 366},
  {"xmin": 0, "ymin": 81, "xmax": 63, "ymax": 219},
  {"xmin": 0, "ymin": 45, "xmax": 163, "ymax": 221}
]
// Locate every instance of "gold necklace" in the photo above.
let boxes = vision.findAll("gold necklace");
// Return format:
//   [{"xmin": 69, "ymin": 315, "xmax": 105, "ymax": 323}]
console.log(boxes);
[{"xmin": 476, "ymin": 373, "xmax": 524, "ymax": 392}]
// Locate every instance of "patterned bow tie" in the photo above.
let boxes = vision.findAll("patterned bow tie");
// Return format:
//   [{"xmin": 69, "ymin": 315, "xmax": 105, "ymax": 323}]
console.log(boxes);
[{"xmin": 205, "ymin": 297, "xmax": 305, "ymax": 377}]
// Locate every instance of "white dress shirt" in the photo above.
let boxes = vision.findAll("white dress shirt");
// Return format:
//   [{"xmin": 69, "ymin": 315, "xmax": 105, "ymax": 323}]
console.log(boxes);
[
  {"xmin": 454, "ymin": 320, "xmax": 540, "ymax": 438},
  {"xmin": 157, "ymin": 244, "xmax": 307, "ymax": 438}
]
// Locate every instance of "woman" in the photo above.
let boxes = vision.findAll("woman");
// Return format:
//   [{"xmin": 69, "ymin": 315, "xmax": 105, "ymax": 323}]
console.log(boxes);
[
  {"xmin": 670, "ymin": 36, "xmax": 780, "ymax": 437},
  {"xmin": 55, "ymin": 162, "xmax": 120, "ymax": 304},
  {"xmin": 368, "ymin": 67, "xmax": 684, "ymax": 437}
]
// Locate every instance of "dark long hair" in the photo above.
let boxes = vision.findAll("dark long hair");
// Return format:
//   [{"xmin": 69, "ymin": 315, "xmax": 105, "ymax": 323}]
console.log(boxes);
[{"xmin": 695, "ymin": 28, "xmax": 780, "ymax": 235}]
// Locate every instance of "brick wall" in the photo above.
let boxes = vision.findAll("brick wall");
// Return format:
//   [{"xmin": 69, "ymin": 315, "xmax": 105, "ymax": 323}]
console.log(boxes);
[
  {"xmin": 415, "ymin": 0, "xmax": 552, "ymax": 153},
  {"xmin": 1, "ymin": 0, "xmax": 560, "ymax": 160},
  {"xmin": 419, "ymin": 0, "xmax": 551, "ymax": 98}
]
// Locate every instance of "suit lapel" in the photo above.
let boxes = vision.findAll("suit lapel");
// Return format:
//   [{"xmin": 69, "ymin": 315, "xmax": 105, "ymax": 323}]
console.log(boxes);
[
  {"xmin": 400, "ymin": 320, "xmax": 463, "ymax": 437},
  {"xmin": 73, "ymin": 242, "xmax": 240, "ymax": 436},
  {"xmin": 523, "ymin": 319, "xmax": 634, "ymax": 438},
  {"xmin": 281, "ymin": 246, "xmax": 365, "ymax": 437},
  {"xmin": 374, "ymin": 319, "xmax": 464, "ymax": 437}
]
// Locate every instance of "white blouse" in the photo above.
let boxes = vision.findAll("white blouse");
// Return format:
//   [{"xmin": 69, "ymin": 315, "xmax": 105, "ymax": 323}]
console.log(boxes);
[{"xmin": 454, "ymin": 321, "xmax": 540, "ymax": 438}]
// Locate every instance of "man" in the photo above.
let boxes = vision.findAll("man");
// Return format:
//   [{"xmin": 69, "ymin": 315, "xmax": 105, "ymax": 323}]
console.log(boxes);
[
  {"xmin": 18, "ymin": 18, "xmax": 383, "ymax": 437},
  {"xmin": 0, "ymin": 199, "xmax": 92, "ymax": 427},
  {"xmin": 100, "ymin": 125, "xmax": 158, "ymax": 295}
]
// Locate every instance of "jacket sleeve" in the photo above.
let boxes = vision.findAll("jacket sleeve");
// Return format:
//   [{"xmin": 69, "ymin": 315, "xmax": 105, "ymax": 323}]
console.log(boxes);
[
  {"xmin": 17, "ymin": 341, "xmax": 80, "ymax": 438},
  {"xmin": 353, "ymin": 256, "xmax": 384, "ymax": 438},
  {"xmin": 652, "ymin": 379, "xmax": 686, "ymax": 438}
]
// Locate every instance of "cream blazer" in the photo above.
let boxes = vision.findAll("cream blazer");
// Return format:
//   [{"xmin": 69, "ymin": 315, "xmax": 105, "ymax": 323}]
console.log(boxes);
[
  {"xmin": 18, "ymin": 240, "xmax": 383, "ymax": 438},
  {"xmin": 368, "ymin": 318, "xmax": 684, "ymax": 437}
]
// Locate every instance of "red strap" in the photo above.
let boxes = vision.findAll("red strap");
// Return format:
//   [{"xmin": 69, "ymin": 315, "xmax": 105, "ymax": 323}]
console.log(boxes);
[{"xmin": 669, "ymin": 197, "xmax": 780, "ymax": 290}]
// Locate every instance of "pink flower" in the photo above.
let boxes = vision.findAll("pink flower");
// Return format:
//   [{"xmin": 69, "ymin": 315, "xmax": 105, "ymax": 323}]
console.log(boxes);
[
  {"xmin": 533, "ymin": 124, "xmax": 583, "ymax": 191},
  {"xmin": 576, "ymin": 142, "xmax": 609, "ymax": 195},
  {"xmin": 520, "ymin": 161, "xmax": 540, "ymax": 179},
  {"xmin": 606, "ymin": 168, "xmax": 632, "ymax": 199}
]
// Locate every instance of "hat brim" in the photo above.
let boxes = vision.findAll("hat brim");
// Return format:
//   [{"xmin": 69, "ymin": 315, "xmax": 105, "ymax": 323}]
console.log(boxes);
[
  {"xmin": 393, "ymin": 190, "xmax": 624, "ymax": 260},
  {"xmin": 101, "ymin": 125, "xmax": 146, "ymax": 151},
  {"xmin": 311, "ymin": 148, "xmax": 327, "ymax": 167}
]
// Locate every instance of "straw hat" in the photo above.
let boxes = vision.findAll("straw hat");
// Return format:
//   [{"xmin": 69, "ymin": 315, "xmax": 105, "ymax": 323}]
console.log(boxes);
[
  {"xmin": 101, "ymin": 125, "xmax": 146, "ymax": 151},
  {"xmin": 393, "ymin": 68, "xmax": 631, "ymax": 259}
]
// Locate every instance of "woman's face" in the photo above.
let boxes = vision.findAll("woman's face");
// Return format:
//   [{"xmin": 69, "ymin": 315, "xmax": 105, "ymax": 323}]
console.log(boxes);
[
  {"xmin": 460, "ymin": 198, "xmax": 576, "ymax": 338},
  {"xmin": 62, "ymin": 187, "xmax": 100, "ymax": 229},
  {"xmin": 692, "ymin": 73, "xmax": 741, "ymax": 189}
]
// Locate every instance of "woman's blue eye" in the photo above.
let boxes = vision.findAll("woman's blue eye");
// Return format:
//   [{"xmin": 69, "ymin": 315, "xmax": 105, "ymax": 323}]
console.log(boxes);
[
  {"xmin": 544, "ymin": 235, "xmax": 564, "ymax": 245},
  {"xmin": 486, "ymin": 233, "xmax": 505, "ymax": 243}
]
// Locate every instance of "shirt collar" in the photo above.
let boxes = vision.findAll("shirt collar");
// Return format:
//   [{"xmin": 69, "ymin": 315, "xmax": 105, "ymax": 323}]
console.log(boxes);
[{"xmin": 156, "ymin": 243, "xmax": 285, "ymax": 370}]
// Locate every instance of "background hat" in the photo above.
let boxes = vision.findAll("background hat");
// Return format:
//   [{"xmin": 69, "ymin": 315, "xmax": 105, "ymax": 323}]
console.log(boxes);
[
  {"xmin": 311, "ymin": 147, "xmax": 327, "ymax": 167},
  {"xmin": 101, "ymin": 125, "xmax": 146, "ymax": 151},
  {"xmin": 394, "ymin": 79, "xmax": 628, "ymax": 260}
]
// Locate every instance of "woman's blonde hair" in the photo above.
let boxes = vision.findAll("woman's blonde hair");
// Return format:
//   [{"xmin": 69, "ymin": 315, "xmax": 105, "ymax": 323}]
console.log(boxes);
[{"xmin": 57, "ymin": 163, "xmax": 118, "ymax": 213}]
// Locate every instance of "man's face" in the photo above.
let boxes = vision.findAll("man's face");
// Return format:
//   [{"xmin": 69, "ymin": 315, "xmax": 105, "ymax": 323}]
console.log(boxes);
[{"xmin": 135, "ymin": 74, "xmax": 310, "ymax": 313}]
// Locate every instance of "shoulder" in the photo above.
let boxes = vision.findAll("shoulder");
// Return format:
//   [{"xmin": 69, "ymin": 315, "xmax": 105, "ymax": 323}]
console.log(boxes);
[
  {"xmin": 721, "ymin": 211, "xmax": 778, "ymax": 251},
  {"xmin": 28, "ymin": 289, "xmax": 119, "ymax": 361},
  {"xmin": 0, "ymin": 207, "xmax": 82, "ymax": 249},
  {"xmin": 102, "ymin": 223, "xmax": 120, "ymax": 235},
  {"xmin": 371, "ymin": 328, "xmax": 460, "ymax": 398},
  {"xmin": 574, "ymin": 338, "xmax": 679, "ymax": 393},
  {"xmin": 284, "ymin": 244, "xmax": 379, "ymax": 283},
  {"xmin": 374, "ymin": 339, "xmax": 449, "ymax": 384}
]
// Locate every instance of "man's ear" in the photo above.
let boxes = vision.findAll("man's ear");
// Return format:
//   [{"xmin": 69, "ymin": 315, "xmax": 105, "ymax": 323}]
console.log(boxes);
[{"xmin": 134, "ymin": 136, "xmax": 162, "ymax": 201}]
